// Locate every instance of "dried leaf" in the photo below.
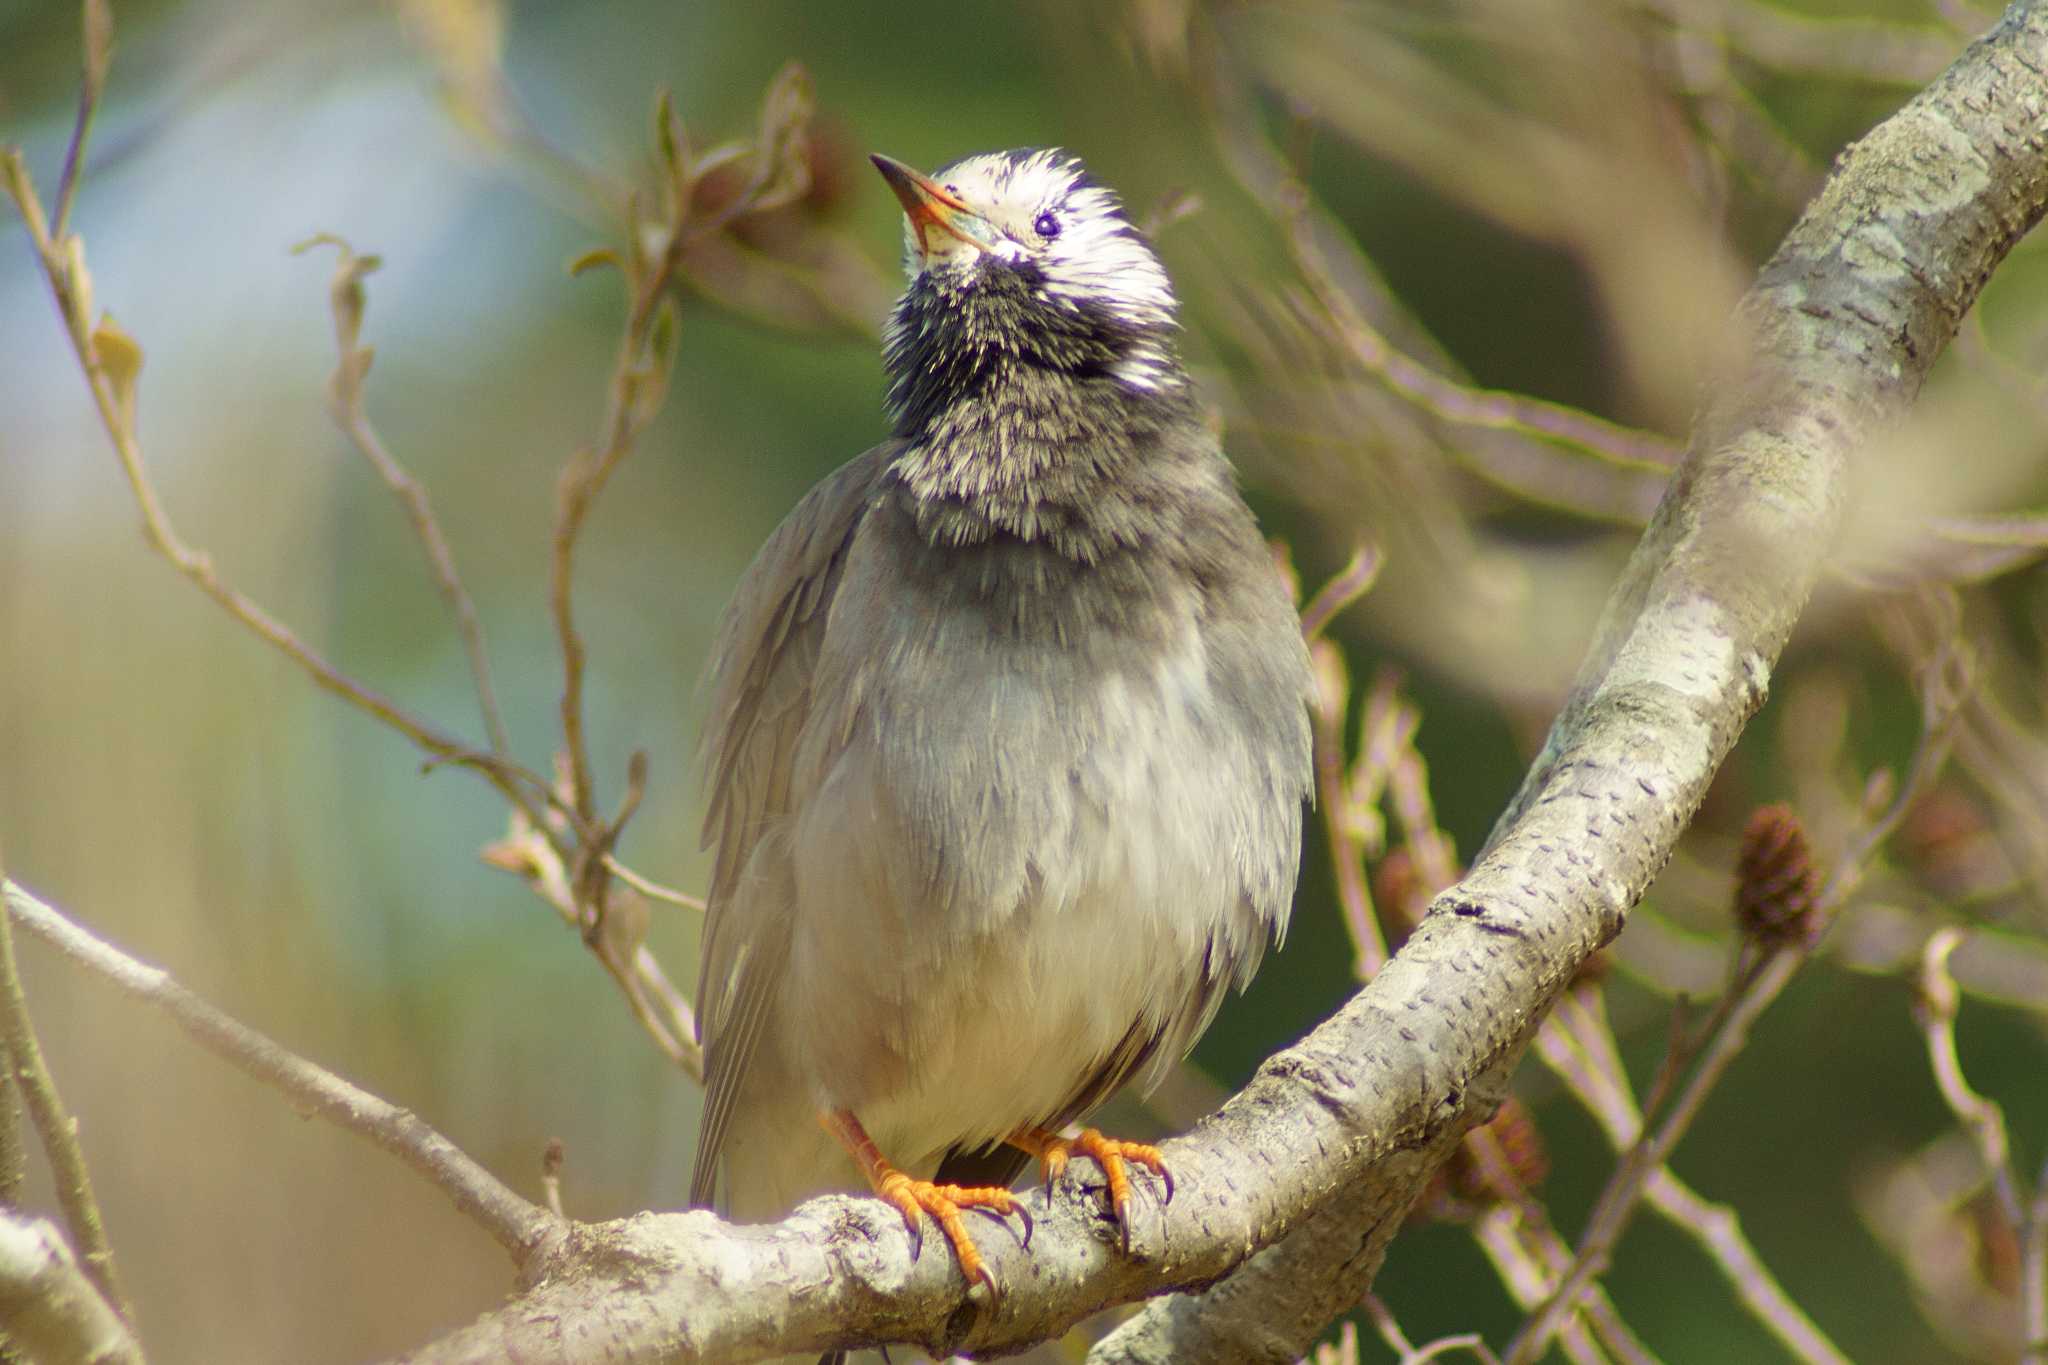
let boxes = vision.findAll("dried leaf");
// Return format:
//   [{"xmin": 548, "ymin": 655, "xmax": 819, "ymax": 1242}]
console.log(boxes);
[{"xmin": 294, "ymin": 233, "xmax": 381, "ymax": 361}]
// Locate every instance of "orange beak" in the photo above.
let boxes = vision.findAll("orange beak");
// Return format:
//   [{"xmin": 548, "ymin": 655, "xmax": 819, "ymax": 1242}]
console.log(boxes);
[{"xmin": 871, "ymin": 154, "xmax": 996, "ymax": 257}]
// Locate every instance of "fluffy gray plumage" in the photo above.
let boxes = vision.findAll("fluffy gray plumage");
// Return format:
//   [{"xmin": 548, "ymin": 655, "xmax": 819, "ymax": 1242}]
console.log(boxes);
[{"xmin": 689, "ymin": 149, "xmax": 1315, "ymax": 1247}]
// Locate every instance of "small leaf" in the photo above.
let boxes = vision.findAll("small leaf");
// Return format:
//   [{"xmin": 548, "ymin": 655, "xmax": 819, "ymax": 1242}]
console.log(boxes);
[
  {"xmin": 567, "ymin": 246, "xmax": 620, "ymax": 277},
  {"xmin": 647, "ymin": 295, "xmax": 680, "ymax": 375},
  {"xmin": 756, "ymin": 61, "xmax": 814, "ymax": 152},
  {"xmin": 630, "ymin": 298, "xmax": 680, "ymax": 426},
  {"xmin": 654, "ymin": 87, "xmax": 690, "ymax": 193},
  {"xmin": 747, "ymin": 61, "xmax": 814, "ymax": 215},
  {"xmin": 91, "ymin": 310, "xmax": 143, "ymax": 431}
]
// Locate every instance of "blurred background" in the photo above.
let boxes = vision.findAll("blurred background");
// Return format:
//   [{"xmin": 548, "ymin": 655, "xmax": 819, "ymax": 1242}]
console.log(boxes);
[{"xmin": 4, "ymin": 0, "xmax": 2048, "ymax": 1360}]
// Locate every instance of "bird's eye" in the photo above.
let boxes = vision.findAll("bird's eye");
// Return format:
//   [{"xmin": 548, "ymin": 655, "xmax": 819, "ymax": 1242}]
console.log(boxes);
[{"xmin": 1033, "ymin": 212, "xmax": 1061, "ymax": 240}]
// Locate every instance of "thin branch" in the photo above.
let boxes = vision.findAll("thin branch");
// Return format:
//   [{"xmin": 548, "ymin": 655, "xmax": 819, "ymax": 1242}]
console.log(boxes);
[
  {"xmin": 50, "ymin": 0, "xmax": 111, "ymax": 243},
  {"xmin": 1467, "ymin": 1209, "xmax": 1617, "ymax": 1365},
  {"xmin": 547, "ymin": 69, "xmax": 816, "ymax": 949},
  {"xmin": 0, "ymin": 151, "xmax": 561, "ymax": 837},
  {"xmin": 1311, "ymin": 642, "xmax": 1389, "ymax": 979},
  {"xmin": 550, "ymin": 138, "xmax": 773, "ymax": 830},
  {"xmin": 301, "ymin": 233, "xmax": 516, "ymax": 764},
  {"xmin": 11, "ymin": 97, "xmax": 715, "ymax": 1086},
  {"xmin": 601, "ymin": 854, "xmax": 707, "ymax": 913},
  {"xmin": 481, "ymin": 820, "xmax": 703, "ymax": 1081},
  {"xmin": 1364, "ymin": 1294, "xmax": 1502, "ymax": 1365},
  {"xmin": 1917, "ymin": 927, "xmax": 2022, "ymax": 1227},
  {"xmin": 1634, "ymin": 0, "xmax": 1961, "ymax": 85},
  {"xmin": 0, "ymin": 860, "xmax": 131, "ymax": 1328},
  {"xmin": 1283, "ymin": 202, "xmax": 1682, "ymax": 480},
  {"xmin": 1446, "ymin": 1112, "xmax": 1662, "ymax": 1365},
  {"xmin": 1534, "ymin": 989, "xmax": 1851, "ymax": 1365},
  {"xmin": 1299, "ymin": 544, "xmax": 1383, "ymax": 642},
  {"xmin": 2, "ymin": 881, "xmax": 560, "ymax": 1263}
]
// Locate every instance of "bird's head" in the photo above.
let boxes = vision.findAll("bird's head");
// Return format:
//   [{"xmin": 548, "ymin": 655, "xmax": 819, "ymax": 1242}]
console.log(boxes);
[{"xmin": 872, "ymin": 148, "xmax": 1185, "ymax": 428}]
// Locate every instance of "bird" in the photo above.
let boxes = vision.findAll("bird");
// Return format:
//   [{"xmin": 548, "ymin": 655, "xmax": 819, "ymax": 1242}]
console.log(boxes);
[{"xmin": 689, "ymin": 147, "xmax": 1315, "ymax": 1343}]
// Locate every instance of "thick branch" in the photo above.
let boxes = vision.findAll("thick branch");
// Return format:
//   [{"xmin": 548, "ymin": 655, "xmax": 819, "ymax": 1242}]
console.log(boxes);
[{"xmin": 408, "ymin": 6, "xmax": 2048, "ymax": 1360}]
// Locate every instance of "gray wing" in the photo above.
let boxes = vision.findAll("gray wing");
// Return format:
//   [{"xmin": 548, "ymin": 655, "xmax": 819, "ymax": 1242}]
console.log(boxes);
[{"xmin": 689, "ymin": 446, "xmax": 888, "ymax": 1209}]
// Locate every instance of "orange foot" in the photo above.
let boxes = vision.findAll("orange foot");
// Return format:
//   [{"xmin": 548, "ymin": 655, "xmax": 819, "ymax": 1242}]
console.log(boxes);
[
  {"xmin": 822, "ymin": 1109, "xmax": 1032, "ymax": 1299},
  {"xmin": 1008, "ymin": 1126, "xmax": 1174, "ymax": 1250}
]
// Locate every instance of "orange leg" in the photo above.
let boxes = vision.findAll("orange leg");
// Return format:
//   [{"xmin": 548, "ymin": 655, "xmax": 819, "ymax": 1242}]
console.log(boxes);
[
  {"xmin": 1007, "ymin": 1125, "xmax": 1174, "ymax": 1250},
  {"xmin": 821, "ymin": 1109, "xmax": 1030, "ymax": 1298}
]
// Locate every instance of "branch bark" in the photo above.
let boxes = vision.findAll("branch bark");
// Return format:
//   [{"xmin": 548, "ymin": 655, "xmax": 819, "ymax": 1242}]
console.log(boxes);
[{"xmin": 385, "ymin": 5, "xmax": 2048, "ymax": 1361}]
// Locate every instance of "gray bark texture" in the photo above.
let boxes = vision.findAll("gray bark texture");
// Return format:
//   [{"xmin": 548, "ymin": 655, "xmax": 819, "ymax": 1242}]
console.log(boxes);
[{"xmin": 402, "ymin": 5, "xmax": 2048, "ymax": 1361}]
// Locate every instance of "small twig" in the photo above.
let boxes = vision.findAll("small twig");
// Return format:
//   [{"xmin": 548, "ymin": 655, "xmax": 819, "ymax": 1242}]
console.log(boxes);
[
  {"xmin": 550, "ymin": 210, "xmax": 697, "ymax": 830},
  {"xmin": 1299, "ymin": 544, "xmax": 1383, "ymax": 642},
  {"xmin": 50, "ymin": 0, "xmax": 111, "ymax": 243},
  {"xmin": 1470, "ymin": 1209, "xmax": 1616, "ymax": 1365},
  {"xmin": 1364, "ymin": 1293, "xmax": 1502, "ymax": 1364},
  {"xmin": 300, "ymin": 233, "xmax": 517, "ymax": 766},
  {"xmin": 1535, "ymin": 991, "xmax": 1851, "ymax": 1364},
  {"xmin": 482, "ymin": 821, "xmax": 704, "ymax": 1081},
  {"xmin": 1635, "ymin": 0, "xmax": 1961, "ymax": 85},
  {"xmin": 1, "ymin": 151, "xmax": 563, "ymax": 841},
  {"xmin": 601, "ymin": 855, "xmax": 707, "ymax": 913},
  {"xmin": 541, "ymin": 1139, "xmax": 566, "ymax": 1221},
  {"xmin": 1377, "ymin": 677, "xmax": 1459, "ymax": 899},
  {"xmin": 548, "ymin": 82, "xmax": 809, "ymax": 919},
  {"xmin": 12, "ymin": 124, "xmax": 720, "ymax": 1089},
  {"xmin": 1451, "ymin": 1121, "xmax": 1661, "ymax": 1365},
  {"xmin": 1917, "ymin": 927, "xmax": 2021, "ymax": 1226},
  {"xmin": 0, "ymin": 860, "xmax": 132, "ymax": 1327},
  {"xmin": 1280, "ymin": 192, "xmax": 1679, "ymax": 478},
  {"xmin": 0, "ymin": 1211, "xmax": 141, "ymax": 1365},
  {"xmin": 1310, "ymin": 642, "xmax": 1388, "ymax": 979},
  {"xmin": 3, "ymin": 880, "xmax": 559, "ymax": 1262}
]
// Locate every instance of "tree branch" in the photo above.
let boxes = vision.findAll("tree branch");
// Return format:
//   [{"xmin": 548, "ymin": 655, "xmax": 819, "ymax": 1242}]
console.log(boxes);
[
  {"xmin": 385, "ymin": 5, "xmax": 2048, "ymax": 1359},
  {"xmin": 1, "ymin": 882, "xmax": 561, "ymax": 1267},
  {"xmin": 0, "ymin": 862, "xmax": 131, "ymax": 1329}
]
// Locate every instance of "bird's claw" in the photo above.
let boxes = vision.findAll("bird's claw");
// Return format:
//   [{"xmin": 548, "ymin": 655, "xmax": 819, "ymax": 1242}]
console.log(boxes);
[
  {"xmin": 1017, "ymin": 1126, "xmax": 1173, "ymax": 1255},
  {"xmin": 879, "ymin": 1172, "xmax": 1022, "ymax": 1299}
]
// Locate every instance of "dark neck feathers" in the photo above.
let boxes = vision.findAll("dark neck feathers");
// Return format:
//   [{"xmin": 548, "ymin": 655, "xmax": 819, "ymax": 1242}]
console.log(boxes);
[{"xmin": 881, "ymin": 269, "xmax": 1196, "ymax": 562}]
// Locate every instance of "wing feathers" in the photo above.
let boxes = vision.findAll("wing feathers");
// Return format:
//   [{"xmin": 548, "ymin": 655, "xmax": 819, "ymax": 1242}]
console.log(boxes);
[{"xmin": 691, "ymin": 447, "xmax": 889, "ymax": 1209}]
